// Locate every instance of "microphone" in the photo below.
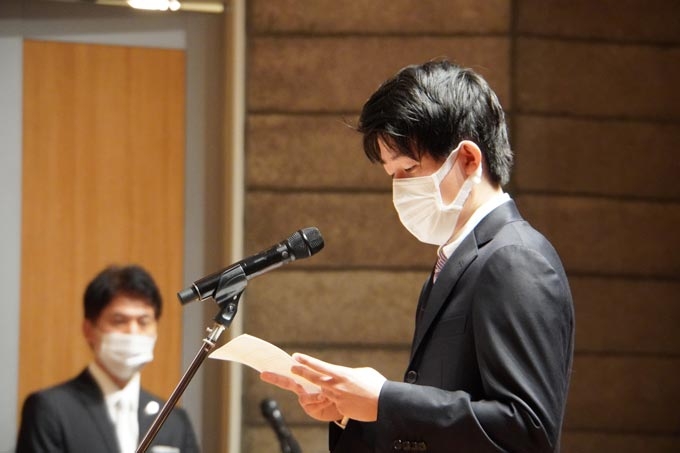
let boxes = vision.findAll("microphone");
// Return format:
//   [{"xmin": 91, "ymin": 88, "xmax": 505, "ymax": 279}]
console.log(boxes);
[
  {"xmin": 260, "ymin": 398, "xmax": 302, "ymax": 453},
  {"xmin": 178, "ymin": 226, "xmax": 324, "ymax": 305}
]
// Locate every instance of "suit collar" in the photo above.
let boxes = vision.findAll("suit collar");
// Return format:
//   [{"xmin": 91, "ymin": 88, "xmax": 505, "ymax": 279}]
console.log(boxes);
[{"xmin": 474, "ymin": 199, "xmax": 523, "ymax": 246}]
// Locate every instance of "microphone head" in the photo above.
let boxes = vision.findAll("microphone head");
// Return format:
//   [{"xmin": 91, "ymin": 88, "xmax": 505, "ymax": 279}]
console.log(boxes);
[
  {"xmin": 288, "ymin": 227, "xmax": 324, "ymax": 259},
  {"xmin": 260, "ymin": 398, "xmax": 279, "ymax": 418}
]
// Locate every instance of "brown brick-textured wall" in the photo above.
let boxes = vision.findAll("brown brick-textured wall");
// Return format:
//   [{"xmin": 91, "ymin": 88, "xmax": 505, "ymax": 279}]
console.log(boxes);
[{"xmin": 241, "ymin": 1, "xmax": 680, "ymax": 452}]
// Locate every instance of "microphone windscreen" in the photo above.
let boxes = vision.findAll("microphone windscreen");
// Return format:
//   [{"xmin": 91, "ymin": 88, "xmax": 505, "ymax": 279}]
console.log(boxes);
[
  {"xmin": 260, "ymin": 398, "xmax": 278, "ymax": 417},
  {"xmin": 288, "ymin": 227, "xmax": 324, "ymax": 258}
]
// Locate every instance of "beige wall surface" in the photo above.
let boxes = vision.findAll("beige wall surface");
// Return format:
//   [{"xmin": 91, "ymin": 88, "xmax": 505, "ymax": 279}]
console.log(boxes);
[{"xmin": 241, "ymin": 1, "xmax": 680, "ymax": 452}]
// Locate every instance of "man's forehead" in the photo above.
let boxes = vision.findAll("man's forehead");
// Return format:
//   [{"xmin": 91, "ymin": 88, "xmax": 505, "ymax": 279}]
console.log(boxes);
[
  {"xmin": 378, "ymin": 138, "xmax": 410, "ymax": 163},
  {"xmin": 103, "ymin": 296, "xmax": 155, "ymax": 315}
]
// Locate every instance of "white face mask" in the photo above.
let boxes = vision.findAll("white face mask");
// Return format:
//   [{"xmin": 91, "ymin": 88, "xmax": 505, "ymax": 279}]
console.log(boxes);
[
  {"xmin": 97, "ymin": 331, "xmax": 156, "ymax": 382},
  {"xmin": 392, "ymin": 141, "xmax": 483, "ymax": 246}
]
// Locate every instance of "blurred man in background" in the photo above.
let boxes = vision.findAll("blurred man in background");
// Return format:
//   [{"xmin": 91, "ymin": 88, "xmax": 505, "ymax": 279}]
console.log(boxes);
[{"xmin": 17, "ymin": 264, "xmax": 198, "ymax": 453}]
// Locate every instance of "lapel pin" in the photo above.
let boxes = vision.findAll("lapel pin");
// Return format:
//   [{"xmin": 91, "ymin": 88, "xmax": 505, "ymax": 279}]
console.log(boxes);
[{"xmin": 144, "ymin": 401, "xmax": 160, "ymax": 416}]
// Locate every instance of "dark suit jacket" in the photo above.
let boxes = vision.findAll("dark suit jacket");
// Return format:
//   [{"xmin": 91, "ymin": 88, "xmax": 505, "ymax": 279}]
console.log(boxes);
[
  {"xmin": 330, "ymin": 201, "xmax": 574, "ymax": 453},
  {"xmin": 16, "ymin": 369, "xmax": 199, "ymax": 453}
]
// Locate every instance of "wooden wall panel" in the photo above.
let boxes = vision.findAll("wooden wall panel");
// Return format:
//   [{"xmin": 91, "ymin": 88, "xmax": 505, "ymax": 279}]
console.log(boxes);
[
  {"xmin": 245, "ymin": 192, "xmax": 435, "ymax": 268},
  {"xmin": 516, "ymin": 39, "xmax": 680, "ymax": 120},
  {"xmin": 517, "ymin": 195, "xmax": 680, "ymax": 278},
  {"xmin": 248, "ymin": 36, "xmax": 510, "ymax": 112},
  {"xmin": 512, "ymin": 3, "xmax": 680, "ymax": 449},
  {"xmin": 20, "ymin": 40, "xmax": 185, "ymax": 411},
  {"xmin": 513, "ymin": 116, "xmax": 680, "ymax": 199},
  {"xmin": 247, "ymin": 114, "xmax": 374, "ymax": 190},
  {"xmin": 244, "ymin": 271, "xmax": 426, "ymax": 345},
  {"xmin": 243, "ymin": 1, "xmax": 680, "ymax": 451},
  {"xmin": 570, "ymin": 277, "xmax": 680, "ymax": 355},
  {"xmin": 250, "ymin": 0, "xmax": 510, "ymax": 34},
  {"xmin": 562, "ymin": 432, "xmax": 680, "ymax": 453},
  {"xmin": 516, "ymin": 0, "xmax": 680, "ymax": 43},
  {"xmin": 566, "ymin": 356, "xmax": 680, "ymax": 433}
]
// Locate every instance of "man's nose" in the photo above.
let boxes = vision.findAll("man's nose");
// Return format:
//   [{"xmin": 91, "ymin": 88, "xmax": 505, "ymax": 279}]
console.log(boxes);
[{"xmin": 122, "ymin": 321, "xmax": 142, "ymax": 334}]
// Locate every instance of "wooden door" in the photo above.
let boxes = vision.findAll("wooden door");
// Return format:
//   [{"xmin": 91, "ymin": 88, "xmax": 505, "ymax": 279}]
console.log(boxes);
[{"xmin": 19, "ymin": 40, "xmax": 186, "ymax": 411}]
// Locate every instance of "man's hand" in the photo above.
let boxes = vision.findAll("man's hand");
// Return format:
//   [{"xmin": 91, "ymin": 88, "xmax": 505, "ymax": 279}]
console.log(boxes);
[
  {"xmin": 260, "ymin": 353, "xmax": 387, "ymax": 423},
  {"xmin": 291, "ymin": 353, "xmax": 386, "ymax": 422},
  {"xmin": 260, "ymin": 371, "xmax": 343, "ymax": 422}
]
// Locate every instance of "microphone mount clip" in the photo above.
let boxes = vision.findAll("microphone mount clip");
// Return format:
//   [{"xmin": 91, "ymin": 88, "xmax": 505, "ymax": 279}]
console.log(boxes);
[{"xmin": 213, "ymin": 265, "xmax": 247, "ymax": 328}]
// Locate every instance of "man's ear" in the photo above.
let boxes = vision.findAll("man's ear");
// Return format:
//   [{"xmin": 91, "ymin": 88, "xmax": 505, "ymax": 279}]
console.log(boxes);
[
  {"xmin": 458, "ymin": 141, "xmax": 483, "ymax": 178},
  {"xmin": 82, "ymin": 319, "xmax": 95, "ymax": 349}
]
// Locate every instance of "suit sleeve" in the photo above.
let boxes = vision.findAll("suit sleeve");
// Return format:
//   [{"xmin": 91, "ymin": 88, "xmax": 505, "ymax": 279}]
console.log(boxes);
[
  {"xmin": 329, "ymin": 420, "xmax": 377, "ymax": 453},
  {"xmin": 372, "ymin": 245, "xmax": 573, "ymax": 453},
  {"xmin": 16, "ymin": 392, "xmax": 65, "ymax": 453}
]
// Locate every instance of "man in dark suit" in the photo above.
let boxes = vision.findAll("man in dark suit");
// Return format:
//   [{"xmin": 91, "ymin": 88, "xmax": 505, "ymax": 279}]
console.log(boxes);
[
  {"xmin": 17, "ymin": 264, "xmax": 199, "ymax": 453},
  {"xmin": 261, "ymin": 60, "xmax": 574, "ymax": 452}
]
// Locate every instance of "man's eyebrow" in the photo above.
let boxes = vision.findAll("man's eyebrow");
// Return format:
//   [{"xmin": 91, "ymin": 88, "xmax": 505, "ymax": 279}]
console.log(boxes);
[
  {"xmin": 109, "ymin": 310, "xmax": 153, "ymax": 317},
  {"xmin": 382, "ymin": 152, "xmax": 406, "ymax": 164}
]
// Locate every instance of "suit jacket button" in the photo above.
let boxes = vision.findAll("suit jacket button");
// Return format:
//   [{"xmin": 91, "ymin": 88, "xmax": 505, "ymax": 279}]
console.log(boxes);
[
  {"xmin": 405, "ymin": 370, "xmax": 418, "ymax": 383},
  {"xmin": 393, "ymin": 439, "xmax": 403, "ymax": 450}
]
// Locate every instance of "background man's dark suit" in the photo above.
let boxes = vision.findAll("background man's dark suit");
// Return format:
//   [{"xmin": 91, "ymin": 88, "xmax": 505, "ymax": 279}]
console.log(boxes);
[
  {"xmin": 331, "ymin": 201, "xmax": 574, "ymax": 453},
  {"xmin": 17, "ymin": 369, "xmax": 199, "ymax": 453}
]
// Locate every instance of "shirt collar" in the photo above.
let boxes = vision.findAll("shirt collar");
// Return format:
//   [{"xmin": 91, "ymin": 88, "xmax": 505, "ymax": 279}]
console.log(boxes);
[
  {"xmin": 440, "ymin": 192, "xmax": 511, "ymax": 259},
  {"xmin": 89, "ymin": 361, "xmax": 140, "ymax": 415}
]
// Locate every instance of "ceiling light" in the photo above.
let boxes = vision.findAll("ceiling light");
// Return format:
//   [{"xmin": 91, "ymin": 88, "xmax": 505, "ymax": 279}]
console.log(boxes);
[{"xmin": 127, "ymin": 0, "xmax": 181, "ymax": 11}]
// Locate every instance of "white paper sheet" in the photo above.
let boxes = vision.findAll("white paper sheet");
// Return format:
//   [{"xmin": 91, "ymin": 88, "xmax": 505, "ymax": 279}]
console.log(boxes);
[{"xmin": 209, "ymin": 333, "xmax": 320, "ymax": 393}]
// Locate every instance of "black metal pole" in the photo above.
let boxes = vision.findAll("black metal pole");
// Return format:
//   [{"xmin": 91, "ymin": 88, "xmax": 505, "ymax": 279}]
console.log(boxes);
[{"xmin": 136, "ymin": 322, "xmax": 224, "ymax": 452}]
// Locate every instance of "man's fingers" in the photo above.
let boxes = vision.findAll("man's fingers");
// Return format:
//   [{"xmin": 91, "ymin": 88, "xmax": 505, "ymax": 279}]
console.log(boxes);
[
  {"xmin": 291, "ymin": 364, "xmax": 337, "ymax": 387},
  {"xmin": 298, "ymin": 392, "xmax": 327, "ymax": 405},
  {"xmin": 298, "ymin": 393, "xmax": 343, "ymax": 422},
  {"xmin": 260, "ymin": 372, "xmax": 305, "ymax": 395},
  {"xmin": 292, "ymin": 353, "xmax": 344, "ymax": 377}
]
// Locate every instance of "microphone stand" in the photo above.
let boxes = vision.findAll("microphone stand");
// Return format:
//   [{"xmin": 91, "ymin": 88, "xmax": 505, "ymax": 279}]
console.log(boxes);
[{"xmin": 136, "ymin": 266, "xmax": 248, "ymax": 453}]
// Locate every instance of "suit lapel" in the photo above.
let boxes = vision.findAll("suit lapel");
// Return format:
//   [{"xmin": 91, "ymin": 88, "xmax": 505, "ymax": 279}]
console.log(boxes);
[
  {"xmin": 410, "ymin": 233, "xmax": 478, "ymax": 360},
  {"xmin": 408, "ymin": 201, "xmax": 524, "ymax": 363},
  {"xmin": 73, "ymin": 370, "xmax": 120, "ymax": 453}
]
